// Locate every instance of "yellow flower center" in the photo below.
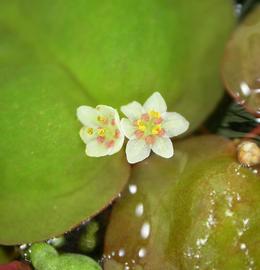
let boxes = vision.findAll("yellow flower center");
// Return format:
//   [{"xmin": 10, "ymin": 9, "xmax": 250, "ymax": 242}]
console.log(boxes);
[
  {"xmin": 98, "ymin": 128, "xmax": 105, "ymax": 137},
  {"xmin": 152, "ymin": 125, "xmax": 162, "ymax": 135},
  {"xmin": 149, "ymin": 110, "xmax": 161, "ymax": 118},
  {"xmin": 87, "ymin": 128, "xmax": 94, "ymax": 135},
  {"xmin": 136, "ymin": 119, "xmax": 146, "ymax": 132},
  {"xmin": 134, "ymin": 111, "xmax": 165, "ymax": 143},
  {"xmin": 97, "ymin": 115, "xmax": 107, "ymax": 124}
]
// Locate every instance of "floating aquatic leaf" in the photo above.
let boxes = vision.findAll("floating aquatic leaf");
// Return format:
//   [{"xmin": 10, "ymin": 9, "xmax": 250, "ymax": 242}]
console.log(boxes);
[
  {"xmin": 0, "ymin": 0, "xmax": 234, "ymax": 244},
  {"xmin": 30, "ymin": 243, "xmax": 101, "ymax": 270},
  {"xmin": 222, "ymin": 4, "xmax": 260, "ymax": 116},
  {"xmin": 0, "ymin": 35, "xmax": 130, "ymax": 245},
  {"xmin": 0, "ymin": 0, "xmax": 234, "ymax": 132},
  {"xmin": 104, "ymin": 136, "xmax": 260, "ymax": 270}
]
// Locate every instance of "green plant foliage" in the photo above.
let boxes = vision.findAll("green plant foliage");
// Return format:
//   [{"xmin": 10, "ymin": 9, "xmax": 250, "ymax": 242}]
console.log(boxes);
[
  {"xmin": 222, "ymin": 4, "xmax": 260, "ymax": 116},
  {"xmin": 0, "ymin": 0, "xmax": 234, "ymax": 245},
  {"xmin": 0, "ymin": 0, "xmax": 234, "ymax": 131},
  {"xmin": 0, "ymin": 32, "xmax": 130, "ymax": 245},
  {"xmin": 79, "ymin": 221, "xmax": 99, "ymax": 253},
  {"xmin": 30, "ymin": 243, "xmax": 101, "ymax": 270},
  {"xmin": 104, "ymin": 136, "xmax": 260, "ymax": 269}
]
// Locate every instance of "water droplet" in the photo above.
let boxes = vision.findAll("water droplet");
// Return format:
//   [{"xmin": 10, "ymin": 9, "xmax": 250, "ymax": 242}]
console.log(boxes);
[
  {"xmin": 135, "ymin": 203, "xmax": 144, "ymax": 217},
  {"xmin": 118, "ymin": 248, "xmax": 125, "ymax": 257},
  {"xmin": 140, "ymin": 222, "xmax": 151, "ymax": 239},
  {"xmin": 129, "ymin": 184, "xmax": 137, "ymax": 194},
  {"xmin": 138, "ymin": 248, "xmax": 147, "ymax": 258},
  {"xmin": 240, "ymin": 243, "xmax": 247, "ymax": 250}
]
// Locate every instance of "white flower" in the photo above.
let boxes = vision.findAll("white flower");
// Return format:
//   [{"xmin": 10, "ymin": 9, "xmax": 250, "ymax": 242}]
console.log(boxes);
[
  {"xmin": 120, "ymin": 92, "xmax": 189, "ymax": 164},
  {"xmin": 76, "ymin": 105, "xmax": 124, "ymax": 157}
]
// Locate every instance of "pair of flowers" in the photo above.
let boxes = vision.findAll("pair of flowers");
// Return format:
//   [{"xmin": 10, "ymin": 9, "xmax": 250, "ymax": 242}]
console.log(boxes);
[{"xmin": 76, "ymin": 92, "xmax": 189, "ymax": 164}]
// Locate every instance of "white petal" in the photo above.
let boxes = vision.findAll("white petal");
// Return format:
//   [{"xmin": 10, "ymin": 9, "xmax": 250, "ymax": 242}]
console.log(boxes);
[
  {"xmin": 120, "ymin": 118, "xmax": 136, "ymax": 139},
  {"xmin": 86, "ymin": 140, "xmax": 109, "ymax": 157},
  {"xmin": 79, "ymin": 127, "xmax": 95, "ymax": 144},
  {"xmin": 108, "ymin": 135, "xmax": 125, "ymax": 155},
  {"xmin": 96, "ymin": 105, "xmax": 116, "ymax": 118},
  {"xmin": 121, "ymin": 101, "xmax": 144, "ymax": 120},
  {"xmin": 77, "ymin": 106, "xmax": 99, "ymax": 127},
  {"xmin": 152, "ymin": 137, "xmax": 174, "ymax": 158},
  {"xmin": 143, "ymin": 92, "xmax": 167, "ymax": 113},
  {"xmin": 126, "ymin": 139, "xmax": 151, "ymax": 164},
  {"xmin": 162, "ymin": 112, "xmax": 189, "ymax": 137}
]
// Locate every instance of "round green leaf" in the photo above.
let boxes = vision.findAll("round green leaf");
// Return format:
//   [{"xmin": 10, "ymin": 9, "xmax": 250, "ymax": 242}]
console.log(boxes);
[
  {"xmin": 1, "ymin": 0, "xmax": 235, "ymax": 131},
  {"xmin": 0, "ymin": 32, "xmax": 130, "ymax": 245},
  {"xmin": 222, "ymin": 5, "xmax": 260, "ymax": 116},
  {"xmin": 104, "ymin": 136, "xmax": 260, "ymax": 269}
]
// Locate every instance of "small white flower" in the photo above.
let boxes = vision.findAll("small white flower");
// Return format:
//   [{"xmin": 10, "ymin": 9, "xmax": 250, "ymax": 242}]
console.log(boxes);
[
  {"xmin": 120, "ymin": 92, "xmax": 189, "ymax": 164},
  {"xmin": 76, "ymin": 105, "xmax": 124, "ymax": 157}
]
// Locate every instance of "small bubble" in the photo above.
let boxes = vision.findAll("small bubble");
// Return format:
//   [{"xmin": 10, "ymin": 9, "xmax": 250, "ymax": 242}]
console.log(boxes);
[
  {"xmin": 129, "ymin": 184, "xmax": 137, "ymax": 194},
  {"xmin": 138, "ymin": 248, "xmax": 147, "ymax": 258},
  {"xmin": 140, "ymin": 222, "xmax": 150, "ymax": 239},
  {"xmin": 240, "ymin": 243, "xmax": 247, "ymax": 250},
  {"xmin": 118, "ymin": 248, "xmax": 125, "ymax": 257},
  {"xmin": 225, "ymin": 209, "xmax": 233, "ymax": 217},
  {"xmin": 135, "ymin": 203, "xmax": 144, "ymax": 217}
]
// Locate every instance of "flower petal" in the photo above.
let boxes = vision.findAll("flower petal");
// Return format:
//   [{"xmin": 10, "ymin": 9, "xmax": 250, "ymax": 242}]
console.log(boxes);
[
  {"xmin": 143, "ymin": 92, "xmax": 167, "ymax": 113},
  {"xmin": 77, "ymin": 106, "xmax": 99, "ymax": 127},
  {"xmin": 151, "ymin": 137, "xmax": 174, "ymax": 158},
  {"xmin": 108, "ymin": 135, "xmax": 125, "ymax": 156},
  {"xmin": 121, "ymin": 101, "xmax": 144, "ymax": 120},
  {"xmin": 120, "ymin": 118, "xmax": 136, "ymax": 139},
  {"xmin": 96, "ymin": 105, "xmax": 116, "ymax": 118},
  {"xmin": 86, "ymin": 140, "xmax": 110, "ymax": 157},
  {"xmin": 79, "ymin": 127, "xmax": 95, "ymax": 144},
  {"xmin": 162, "ymin": 112, "xmax": 189, "ymax": 137},
  {"xmin": 126, "ymin": 139, "xmax": 151, "ymax": 164}
]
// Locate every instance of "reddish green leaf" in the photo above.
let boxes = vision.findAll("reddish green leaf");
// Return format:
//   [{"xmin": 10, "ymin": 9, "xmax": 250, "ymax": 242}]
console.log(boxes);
[
  {"xmin": 222, "ymin": 5, "xmax": 260, "ymax": 116},
  {"xmin": 104, "ymin": 136, "xmax": 260, "ymax": 270}
]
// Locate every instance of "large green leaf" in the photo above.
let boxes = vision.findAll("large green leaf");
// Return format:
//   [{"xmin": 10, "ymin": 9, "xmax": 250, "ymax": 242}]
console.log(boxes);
[
  {"xmin": 0, "ymin": 0, "xmax": 234, "ymax": 131},
  {"xmin": 0, "ymin": 0, "xmax": 234, "ymax": 244},
  {"xmin": 0, "ymin": 31, "xmax": 130, "ymax": 245},
  {"xmin": 222, "ymin": 4, "xmax": 260, "ymax": 116},
  {"xmin": 104, "ymin": 136, "xmax": 260, "ymax": 269}
]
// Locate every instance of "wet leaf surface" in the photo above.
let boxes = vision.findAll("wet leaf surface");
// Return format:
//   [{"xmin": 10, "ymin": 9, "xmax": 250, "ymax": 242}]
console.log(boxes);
[
  {"xmin": 104, "ymin": 136, "xmax": 260, "ymax": 270},
  {"xmin": 222, "ymin": 4, "xmax": 260, "ymax": 116}
]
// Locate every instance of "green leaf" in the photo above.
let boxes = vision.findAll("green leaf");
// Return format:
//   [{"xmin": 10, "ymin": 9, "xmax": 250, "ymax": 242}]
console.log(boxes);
[
  {"xmin": 222, "ymin": 4, "xmax": 260, "ymax": 116},
  {"xmin": 0, "ymin": 0, "xmax": 234, "ymax": 244},
  {"xmin": 0, "ymin": 31, "xmax": 130, "ymax": 245},
  {"xmin": 104, "ymin": 136, "xmax": 260, "ymax": 270},
  {"xmin": 30, "ymin": 243, "xmax": 101, "ymax": 270},
  {"xmin": 0, "ymin": 0, "xmax": 234, "ymax": 131}
]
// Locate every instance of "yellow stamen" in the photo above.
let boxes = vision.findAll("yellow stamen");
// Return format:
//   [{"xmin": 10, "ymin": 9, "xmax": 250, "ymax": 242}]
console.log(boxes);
[
  {"xmin": 149, "ymin": 110, "xmax": 161, "ymax": 118},
  {"xmin": 136, "ymin": 119, "xmax": 146, "ymax": 132},
  {"xmin": 97, "ymin": 115, "xmax": 106, "ymax": 123},
  {"xmin": 152, "ymin": 125, "xmax": 162, "ymax": 135},
  {"xmin": 98, "ymin": 128, "xmax": 105, "ymax": 137},
  {"xmin": 87, "ymin": 128, "xmax": 93, "ymax": 135}
]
